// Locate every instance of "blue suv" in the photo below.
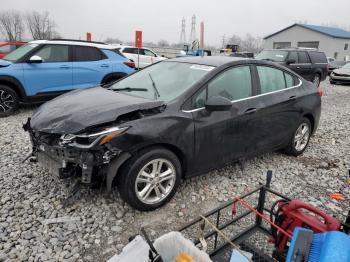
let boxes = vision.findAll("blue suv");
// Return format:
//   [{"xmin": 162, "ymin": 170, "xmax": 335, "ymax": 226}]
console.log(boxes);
[{"xmin": 0, "ymin": 39, "xmax": 136, "ymax": 116}]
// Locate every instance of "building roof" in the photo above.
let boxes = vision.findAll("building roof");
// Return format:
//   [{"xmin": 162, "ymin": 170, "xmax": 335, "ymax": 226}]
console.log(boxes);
[{"xmin": 264, "ymin": 23, "xmax": 350, "ymax": 40}]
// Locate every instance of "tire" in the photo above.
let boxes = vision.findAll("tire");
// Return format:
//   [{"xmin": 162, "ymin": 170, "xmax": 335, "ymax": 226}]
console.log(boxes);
[
  {"xmin": 117, "ymin": 147, "xmax": 182, "ymax": 211},
  {"xmin": 312, "ymin": 74, "xmax": 321, "ymax": 87},
  {"xmin": 283, "ymin": 118, "xmax": 312, "ymax": 156},
  {"xmin": 0, "ymin": 85, "xmax": 19, "ymax": 117}
]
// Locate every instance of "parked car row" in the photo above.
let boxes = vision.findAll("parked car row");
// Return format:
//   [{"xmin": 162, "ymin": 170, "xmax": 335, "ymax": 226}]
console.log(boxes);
[
  {"xmin": 25, "ymin": 56, "xmax": 322, "ymax": 211},
  {"xmin": 0, "ymin": 39, "xmax": 136, "ymax": 117}
]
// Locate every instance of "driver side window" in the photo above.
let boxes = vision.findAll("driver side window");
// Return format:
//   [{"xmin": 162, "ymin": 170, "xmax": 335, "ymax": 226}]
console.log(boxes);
[
  {"xmin": 34, "ymin": 45, "xmax": 69, "ymax": 63},
  {"xmin": 193, "ymin": 66, "xmax": 253, "ymax": 108}
]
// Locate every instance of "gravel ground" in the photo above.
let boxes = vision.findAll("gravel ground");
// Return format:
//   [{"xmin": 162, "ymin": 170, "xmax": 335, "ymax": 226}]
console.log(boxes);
[{"xmin": 0, "ymin": 80, "xmax": 349, "ymax": 261}]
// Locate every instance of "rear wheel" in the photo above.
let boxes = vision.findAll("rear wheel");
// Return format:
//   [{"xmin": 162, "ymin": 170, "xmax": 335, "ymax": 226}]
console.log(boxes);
[
  {"xmin": 0, "ymin": 85, "xmax": 19, "ymax": 117},
  {"xmin": 283, "ymin": 118, "xmax": 311, "ymax": 156},
  {"xmin": 117, "ymin": 147, "xmax": 181, "ymax": 211},
  {"xmin": 312, "ymin": 74, "xmax": 321, "ymax": 87}
]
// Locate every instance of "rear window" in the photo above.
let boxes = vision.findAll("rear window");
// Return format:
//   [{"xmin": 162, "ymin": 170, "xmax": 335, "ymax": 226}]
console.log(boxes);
[
  {"xmin": 74, "ymin": 46, "xmax": 106, "ymax": 61},
  {"xmin": 308, "ymin": 51, "xmax": 327, "ymax": 63},
  {"xmin": 255, "ymin": 50, "xmax": 288, "ymax": 62},
  {"xmin": 122, "ymin": 47, "xmax": 138, "ymax": 54},
  {"xmin": 112, "ymin": 48, "xmax": 126, "ymax": 58}
]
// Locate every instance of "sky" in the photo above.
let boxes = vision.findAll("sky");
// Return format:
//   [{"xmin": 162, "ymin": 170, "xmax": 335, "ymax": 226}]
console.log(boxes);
[{"xmin": 1, "ymin": 0, "xmax": 350, "ymax": 47}]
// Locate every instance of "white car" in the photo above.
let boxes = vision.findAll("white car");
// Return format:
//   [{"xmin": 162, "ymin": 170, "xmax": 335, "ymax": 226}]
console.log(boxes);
[{"xmin": 116, "ymin": 46, "xmax": 167, "ymax": 68}]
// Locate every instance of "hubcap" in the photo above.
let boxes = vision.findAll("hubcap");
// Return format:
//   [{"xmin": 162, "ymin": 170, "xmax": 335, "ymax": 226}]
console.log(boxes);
[
  {"xmin": 294, "ymin": 123, "xmax": 310, "ymax": 151},
  {"xmin": 135, "ymin": 158, "xmax": 176, "ymax": 204},
  {"xmin": 0, "ymin": 90, "xmax": 14, "ymax": 112}
]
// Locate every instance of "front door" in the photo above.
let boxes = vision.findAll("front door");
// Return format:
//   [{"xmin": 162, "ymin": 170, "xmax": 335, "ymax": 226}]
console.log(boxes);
[
  {"xmin": 22, "ymin": 44, "xmax": 73, "ymax": 95},
  {"xmin": 189, "ymin": 65, "xmax": 258, "ymax": 173}
]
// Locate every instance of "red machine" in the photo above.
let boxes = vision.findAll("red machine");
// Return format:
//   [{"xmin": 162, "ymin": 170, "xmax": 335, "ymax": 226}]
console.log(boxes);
[{"xmin": 272, "ymin": 199, "xmax": 342, "ymax": 258}]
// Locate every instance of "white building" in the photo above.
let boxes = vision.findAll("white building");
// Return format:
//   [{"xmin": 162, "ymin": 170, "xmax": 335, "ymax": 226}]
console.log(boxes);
[{"xmin": 264, "ymin": 23, "xmax": 350, "ymax": 61}]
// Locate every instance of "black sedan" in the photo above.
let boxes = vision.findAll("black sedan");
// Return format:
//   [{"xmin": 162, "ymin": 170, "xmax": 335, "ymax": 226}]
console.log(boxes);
[{"xmin": 25, "ymin": 56, "xmax": 322, "ymax": 211}]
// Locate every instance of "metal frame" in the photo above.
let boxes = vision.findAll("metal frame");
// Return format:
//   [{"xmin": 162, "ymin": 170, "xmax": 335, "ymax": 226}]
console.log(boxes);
[{"xmin": 179, "ymin": 170, "xmax": 291, "ymax": 261}]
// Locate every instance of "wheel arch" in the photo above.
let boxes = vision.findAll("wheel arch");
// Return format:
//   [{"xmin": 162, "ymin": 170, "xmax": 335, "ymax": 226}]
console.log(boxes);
[
  {"xmin": 101, "ymin": 72, "xmax": 128, "ymax": 85},
  {"xmin": 0, "ymin": 76, "xmax": 27, "ymax": 101},
  {"xmin": 133, "ymin": 143, "xmax": 188, "ymax": 178},
  {"xmin": 303, "ymin": 113, "xmax": 315, "ymax": 133}
]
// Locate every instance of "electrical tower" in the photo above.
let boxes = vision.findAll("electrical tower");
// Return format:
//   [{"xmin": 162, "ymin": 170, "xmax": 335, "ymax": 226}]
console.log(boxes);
[
  {"xmin": 179, "ymin": 17, "xmax": 186, "ymax": 44},
  {"xmin": 189, "ymin": 15, "xmax": 197, "ymax": 44}
]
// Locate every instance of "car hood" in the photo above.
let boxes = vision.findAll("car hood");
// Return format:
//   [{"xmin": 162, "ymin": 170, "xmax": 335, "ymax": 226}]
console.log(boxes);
[
  {"xmin": 30, "ymin": 87, "xmax": 165, "ymax": 134},
  {"xmin": 333, "ymin": 68, "xmax": 350, "ymax": 75},
  {"xmin": 0, "ymin": 59, "xmax": 12, "ymax": 67}
]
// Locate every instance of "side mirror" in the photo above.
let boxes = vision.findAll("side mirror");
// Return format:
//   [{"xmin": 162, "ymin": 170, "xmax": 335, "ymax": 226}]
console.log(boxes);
[
  {"xmin": 27, "ymin": 55, "xmax": 43, "ymax": 63},
  {"xmin": 205, "ymin": 96, "xmax": 232, "ymax": 111},
  {"xmin": 286, "ymin": 59, "xmax": 296, "ymax": 65}
]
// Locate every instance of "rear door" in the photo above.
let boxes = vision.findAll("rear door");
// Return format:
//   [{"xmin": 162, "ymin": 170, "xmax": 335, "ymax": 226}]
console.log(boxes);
[
  {"xmin": 189, "ymin": 65, "xmax": 259, "ymax": 173},
  {"xmin": 296, "ymin": 51, "xmax": 312, "ymax": 80},
  {"xmin": 72, "ymin": 45, "xmax": 112, "ymax": 89},
  {"xmin": 246, "ymin": 65, "xmax": 301, "ymax": 154},
  {"xmin": 22, "ymin": 44, "xmax": 73, "ymax": 95}
]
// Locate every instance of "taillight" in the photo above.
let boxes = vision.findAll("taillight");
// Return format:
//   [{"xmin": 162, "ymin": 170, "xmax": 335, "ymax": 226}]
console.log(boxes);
[
  {"xmin": 123, "ymin": 61, "xmax": 135, "ymax": 68},
  {"xmin": 317, "ymin": 87, "xmax": 323, "ymax": 97}
]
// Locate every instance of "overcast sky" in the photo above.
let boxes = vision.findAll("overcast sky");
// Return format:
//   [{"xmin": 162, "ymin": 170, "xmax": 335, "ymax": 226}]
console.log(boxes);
[{"xmin": 2, "ymin": 0, "xmax": 350, "ymax": 46}]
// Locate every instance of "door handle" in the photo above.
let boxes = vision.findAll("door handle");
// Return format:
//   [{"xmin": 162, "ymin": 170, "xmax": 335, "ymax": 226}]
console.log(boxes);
[
  {"xmin": 59, "ymin": 65, "xmax": 70, "ymax": 69},
  {"xmin": 296, "ymin": 66, "xmax": 300, "ymax": 69},
  {"xmin": 101, "ymin": 64, "xmax": 110, "ymax": 68},
  {"xmin": 244, "ymin": 108, "xmax": 257, "ymax": 115},
  {"xmin": 289, "ymin": 95, "xmax": 297, "ymax": 101}
]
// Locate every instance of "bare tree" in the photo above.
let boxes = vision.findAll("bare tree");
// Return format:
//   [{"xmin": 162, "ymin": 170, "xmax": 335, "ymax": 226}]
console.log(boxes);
[
  {"xmin": 0, "ymin": 10, "xmax": 24, "ymax": 41},
  {"xmin": 105, "ymin": 37, "xmax": 123, "ymax": 44},
  {"xmin": 26, "ymin": 11, "xmax": 58, "ymax": 40},
  {"xmin": 157, "ymin": 39, "xmax": 169, "ymax": 47}
]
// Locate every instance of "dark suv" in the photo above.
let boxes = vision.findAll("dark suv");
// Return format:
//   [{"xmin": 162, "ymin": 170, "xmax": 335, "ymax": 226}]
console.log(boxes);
[{"xmin": 256, "ymin": 49, "xmax": 328, "ymax": 86}]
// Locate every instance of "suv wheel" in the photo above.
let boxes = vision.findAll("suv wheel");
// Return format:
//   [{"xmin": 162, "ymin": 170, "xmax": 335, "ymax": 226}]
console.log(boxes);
[
  {"xmin": 117, "ymin": 147, "xmax": 181, "ymax": 211},
  {"xmin": 284, "ymin": 118, "xmax": 311, "ymax": 156},
  {"xmin": 312, "ymin": 74, "xmax": 321, "ymax": 87},
  {"xmin": 0, "ymin": 85, "xmax": 19, "ymax": 117}
]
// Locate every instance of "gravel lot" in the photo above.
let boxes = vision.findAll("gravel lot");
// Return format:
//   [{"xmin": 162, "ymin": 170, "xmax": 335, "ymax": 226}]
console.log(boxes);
[{"xmin": 0, "ymin": 80, "xmax": 349, "ymax": 261}]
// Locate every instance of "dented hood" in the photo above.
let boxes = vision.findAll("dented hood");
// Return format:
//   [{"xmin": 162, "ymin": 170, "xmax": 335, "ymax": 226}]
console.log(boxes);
[{"xmin": 31, "ymin": 87, "xmax": 164, "ymax": 134}]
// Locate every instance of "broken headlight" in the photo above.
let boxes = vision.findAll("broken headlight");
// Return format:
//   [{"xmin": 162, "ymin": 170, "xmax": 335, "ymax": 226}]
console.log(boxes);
[{"xmin": 60, "ymin": 126, "xmax": 130, "ymax": 147}]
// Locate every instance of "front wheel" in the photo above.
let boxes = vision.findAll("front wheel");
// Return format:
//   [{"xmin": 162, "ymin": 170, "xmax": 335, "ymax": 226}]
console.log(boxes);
[
  {"xmin": 0, "ymin": 85, "xmax": 19, "ymax": 117},
  {"xmin": 117, "ymin": 148, "xmax": 181, "ymax": 211},
  {"xmin": 283, "ymin": 118, "xmax": 312, "ymax": 156}
]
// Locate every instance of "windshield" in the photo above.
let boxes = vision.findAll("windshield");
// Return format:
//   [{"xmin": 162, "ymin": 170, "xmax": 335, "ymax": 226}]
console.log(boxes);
[
  {"xmin": 342, "ymin": 62, "xmax": 350, "ymax": 69},
  {"xmin": 3, "ymin": 43, "xmax": 39, "ymax": 62},
  {"xmin": 255, "ymin": 50, "xmax": 288, "ymax": 62},
  {"xmin": 109, "ymin": 62, "xmax": 214, "ymax": 102}
]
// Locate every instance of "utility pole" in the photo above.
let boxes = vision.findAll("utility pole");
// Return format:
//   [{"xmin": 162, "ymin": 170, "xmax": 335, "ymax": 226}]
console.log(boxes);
[
  {"xmin": 189, "ymin": 15, "xmax": 197, "ymax": 44},
  {"xmin": 179, "ymin": 17, "xmax": 186, "ymax": 44}
]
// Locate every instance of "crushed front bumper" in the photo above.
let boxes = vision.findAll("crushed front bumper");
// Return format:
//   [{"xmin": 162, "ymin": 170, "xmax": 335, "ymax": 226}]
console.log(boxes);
[{"xmin": 23, "ymin": 118, "xmax": 127, "ymax": 187}]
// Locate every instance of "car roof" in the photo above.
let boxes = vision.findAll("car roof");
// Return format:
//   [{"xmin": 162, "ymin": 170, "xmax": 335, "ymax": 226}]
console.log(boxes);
[
  {"xmin": 114, "ymin": 45, "xmax": 152, "ymax": 50},
  {"xmin": 29, "ymin": 40, "xmax": 117, "ymax": 50},
  {"xmin": 263, "ymin": 48, "xmax": 323, "ymax": 53},
  {"xmin": 167, "ymin": 56, "xmax": 249, "ymax": 67}
]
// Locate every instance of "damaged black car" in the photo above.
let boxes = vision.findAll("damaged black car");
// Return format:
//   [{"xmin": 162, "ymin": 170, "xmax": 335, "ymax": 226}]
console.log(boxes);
[{"xmin": 24, "ymin": 56, "xmax": 321, "ymax": 211}]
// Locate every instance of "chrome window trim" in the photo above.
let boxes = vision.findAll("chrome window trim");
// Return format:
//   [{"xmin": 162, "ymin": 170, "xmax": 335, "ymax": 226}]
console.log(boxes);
[{"xmin": 182, "ymin": 78, "xmax": 302, "ymax": 113}]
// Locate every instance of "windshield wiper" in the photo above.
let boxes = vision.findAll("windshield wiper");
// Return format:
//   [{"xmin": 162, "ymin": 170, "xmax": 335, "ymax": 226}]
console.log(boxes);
[
  {"xmin": 148, "ymin": 73, "xmax": 160, "ymax": 100},
  {"xmin": 261, "ymin": 58, "xmax": 275, "ymax": 61},
  {"xmin": 109, "ymin": 87, "xmax": 148, "ymax": 92}
]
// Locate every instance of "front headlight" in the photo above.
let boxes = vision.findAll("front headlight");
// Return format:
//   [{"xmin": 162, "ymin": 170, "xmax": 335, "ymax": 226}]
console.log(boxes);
[{"xmin": 61, "ymin": 126, "xmax": 130, "ymax": 146}]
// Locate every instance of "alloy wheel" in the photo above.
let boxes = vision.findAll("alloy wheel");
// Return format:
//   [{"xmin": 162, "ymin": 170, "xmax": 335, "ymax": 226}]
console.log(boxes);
[
  {"xmin": 294, "ymin": 123, "xmax": 310, "ymax": 152},
  {"xmin": 135, "ymin": 158, "xmax": 176, "ymax": 204},
  {"xmin": 0, "ymin": 90, "xmax": 15, "ymax": 113}
]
